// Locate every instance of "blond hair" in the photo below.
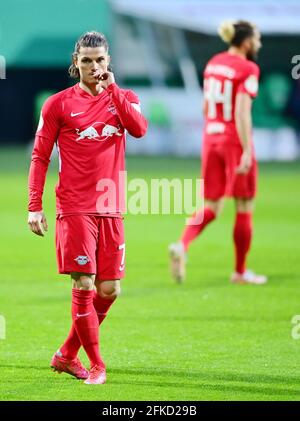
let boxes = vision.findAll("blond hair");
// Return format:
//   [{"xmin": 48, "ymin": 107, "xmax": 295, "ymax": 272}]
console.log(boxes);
[
  {"xmin": 218, "ymin": 21, "xmax": 235, "ymax": 44},
  {"xmin": 218, "ymin": 20, "xmax": 256, "ymax": 46}
]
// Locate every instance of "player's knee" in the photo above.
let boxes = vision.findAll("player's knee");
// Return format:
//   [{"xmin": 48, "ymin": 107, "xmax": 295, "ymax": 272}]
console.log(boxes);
[
  {"xmin": 214, "ymin": 206, "xmax": 222, "ymax": 217},
  {"xmin": 103, "ymin": 285, "xmax": 121, "ymax": 300},
  {"xmin": 235, "ymin": 198, "xmax": 254, "ymax": 213},
  {"xmin": 206, "ymin": 199, "xmax": 224, "ymax": 217},
  {"xmin": 97, "ymin": 280, "xmax": 121, "ymax": 300},
  {"xmin": 71, "ymin": 272, "xmax": 95, "ymax": 290}
]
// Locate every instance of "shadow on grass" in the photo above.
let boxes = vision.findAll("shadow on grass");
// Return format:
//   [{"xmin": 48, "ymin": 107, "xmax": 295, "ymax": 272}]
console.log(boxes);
[
  {"xmin": 109, "ymin": 366, "xmax": 300, "ymax": 385},
  {"xmin": 2, "ymin": 364, "xmax": 300, "ymax": 386},
  {"xmin": 107, "ymin": 367, "xmax": 300, "ymax": 397},
  {"xmin": 110, "ymin": 379, "xmax": 300, "ymax": 398},
  {"xmin": 1, "ymin": 363, "xmax": 299, "ymax": 397}
]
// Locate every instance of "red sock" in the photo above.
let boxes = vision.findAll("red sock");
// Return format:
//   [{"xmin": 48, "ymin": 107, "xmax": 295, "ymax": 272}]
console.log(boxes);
[
  {"xmin": 233, "ymin": 212, "xmax": 252, "ymax": 274},
  {"xmin": 181, "ymin": 208, "xmax": 215, "ymax": 252},
  {"xmin": 93, "ymin": 291, "xmax": 116, "ymax": 326},
  {"xmin": 71, "ymin": 289, "xmax": 104, "ymax": 368},
  {"xmin": 59, "ymin": 290, "xmax": 116, "ymax": 360},
  {"xmin": 60, "ymin": 324, "xmax": 81, "ymax": 360}
]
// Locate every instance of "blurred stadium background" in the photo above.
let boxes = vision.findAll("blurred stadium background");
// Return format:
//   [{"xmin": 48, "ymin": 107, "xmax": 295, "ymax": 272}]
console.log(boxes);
[
  {"xmin": 1, "ymin": 0, "xmax": 300, "ymax": 402},
  {"xmin": 1, "ymin": 0, "xmax": 300, "ymax": 160}
]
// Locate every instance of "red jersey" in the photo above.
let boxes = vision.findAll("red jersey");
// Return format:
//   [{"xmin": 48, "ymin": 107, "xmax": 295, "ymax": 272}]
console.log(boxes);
[
  {"xmin": 203, "ymin": 51, "xmax": 260, "ymax": 145},
  {"xmin": 28, "ymin": 83, "xmax": 148, "ymax": 215}
]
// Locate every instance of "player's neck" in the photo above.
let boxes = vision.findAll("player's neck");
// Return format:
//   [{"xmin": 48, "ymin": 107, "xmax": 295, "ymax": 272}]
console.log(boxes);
[
  {"xmin": 227, "ymin": 47, "xmax": 247, "ymax": 60},
  {"xmin": 79, "ymin": 81, "xmax": 104, "ymax": 97}
]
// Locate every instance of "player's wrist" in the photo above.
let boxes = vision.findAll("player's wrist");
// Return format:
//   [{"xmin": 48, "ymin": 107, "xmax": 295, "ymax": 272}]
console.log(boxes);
[{"xmin": 242, "ymin": 147, "xmax": 251, "ymax": 156}]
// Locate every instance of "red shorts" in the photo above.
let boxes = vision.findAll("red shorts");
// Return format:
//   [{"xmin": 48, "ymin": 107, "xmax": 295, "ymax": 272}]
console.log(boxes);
[
  {"xmin": 55, "ymin": 215, "xmax": 125, "ymax": 281},
  {"xmin": 202, "ymin": 140, "xmax": 257, "ymax": 200}
]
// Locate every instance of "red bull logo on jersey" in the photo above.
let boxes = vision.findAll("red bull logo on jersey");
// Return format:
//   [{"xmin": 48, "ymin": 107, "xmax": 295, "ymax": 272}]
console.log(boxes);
[{"xmin": 76, "ymin": 122, "xmax": 123, "ymax": 142}]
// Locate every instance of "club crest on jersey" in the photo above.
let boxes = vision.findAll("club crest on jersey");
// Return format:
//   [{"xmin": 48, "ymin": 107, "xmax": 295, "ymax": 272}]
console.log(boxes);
[
  {"xmin": 108, "ymin": 104, "xmax": 117, "ymax": 115},
  {"xmin": 75, "ymin": 122, "xmax": 123, "ymax": 141},
  {"xmin": 74, "ymin": 255, "xmax": 90, "ymax": 265}
]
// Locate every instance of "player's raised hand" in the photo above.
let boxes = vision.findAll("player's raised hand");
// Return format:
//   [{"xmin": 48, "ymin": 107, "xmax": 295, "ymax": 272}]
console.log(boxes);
[
  {"xmin": 28, "ymin": 211, "xmax": 48, "ymax": 237},
  {"xmin": 96, "ymin": 71, "xmax": 115, "ymax": 89},
  {"xmin": 236, "ymin": 150, "xmax": 252, "ymax": 175}
]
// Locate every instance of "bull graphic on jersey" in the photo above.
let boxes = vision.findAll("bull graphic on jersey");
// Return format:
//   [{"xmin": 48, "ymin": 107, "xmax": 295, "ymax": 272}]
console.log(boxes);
[{"xmin": 76, "ymin": 122, "xmax": 123, "ymax": 141}]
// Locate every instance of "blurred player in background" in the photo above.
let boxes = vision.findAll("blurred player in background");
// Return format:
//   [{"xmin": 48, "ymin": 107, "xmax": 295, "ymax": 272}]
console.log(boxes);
[
  {"xmin": 28, "ymin": 31, "xmax": 147, "ymax": 384},
  {"xmin": 169, "ymin": 20, "xmax": 267, "ymax": 285}
]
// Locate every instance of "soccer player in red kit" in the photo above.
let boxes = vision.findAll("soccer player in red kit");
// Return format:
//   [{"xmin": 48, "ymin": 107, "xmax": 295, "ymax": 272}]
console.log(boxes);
[
  {"xmin": 169, "ymin": 20, "xmax": 267, "ymax": 285},
  {"xmin": 28, "ymin": 32, "xmax": 147, "ymax": 384}
]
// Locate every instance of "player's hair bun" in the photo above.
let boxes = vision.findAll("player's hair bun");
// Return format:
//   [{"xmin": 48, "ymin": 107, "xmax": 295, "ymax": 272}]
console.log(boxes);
[{"xmin": 218, "ymin": 21, "xmax": 235, "ymax": 43}]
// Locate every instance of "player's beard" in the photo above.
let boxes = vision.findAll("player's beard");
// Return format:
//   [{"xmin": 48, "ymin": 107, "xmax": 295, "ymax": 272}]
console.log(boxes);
[
  {"xmin": 246, "ymin": 41, "xmax": 259, "ymax": 62},
  {"xmin": 246, "ymin": 49, "xmax": 258, "ymax": 62}
]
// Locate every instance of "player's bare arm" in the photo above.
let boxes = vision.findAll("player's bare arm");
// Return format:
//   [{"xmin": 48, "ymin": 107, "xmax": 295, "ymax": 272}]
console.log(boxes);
[{"xmin": 235, "ymin": 92, "xmax": 253, "ymax": 174}]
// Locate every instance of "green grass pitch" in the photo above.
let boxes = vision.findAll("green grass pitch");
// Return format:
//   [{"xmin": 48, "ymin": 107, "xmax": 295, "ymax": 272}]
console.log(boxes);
[{"xmin": 0, "ymin": 148, "xmax": 300, "ymax": 401}]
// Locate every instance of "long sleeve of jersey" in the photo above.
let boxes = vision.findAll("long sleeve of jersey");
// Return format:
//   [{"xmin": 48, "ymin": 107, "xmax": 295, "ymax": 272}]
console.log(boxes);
[
  {"xmin": 106, "ymin": 83, "xmax": 148, "ymax": 138},
  {"xmin": 28, "ymin": 95, "xmax": 61, "ymax": 211}
]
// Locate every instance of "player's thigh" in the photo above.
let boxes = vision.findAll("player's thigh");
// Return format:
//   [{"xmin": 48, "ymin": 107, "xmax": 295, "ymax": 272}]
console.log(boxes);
[
  {"xmin": 96, "ymin": 217, "xmax": 125, "ymax": 282},
  {"xmin": 202, "ymin": 141, "xmax": 226, "ymax": 201},
  {"xmin": 56, "ymin": 214, "xmax": 98, "ymax": 275}
]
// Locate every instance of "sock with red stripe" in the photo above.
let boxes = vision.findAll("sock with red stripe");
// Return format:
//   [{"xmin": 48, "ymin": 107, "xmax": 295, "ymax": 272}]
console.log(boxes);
[
  {"xmin": 71, "ymin": 289, "xmax": 104, "ymax": 368},
  {"xmin": 181, "ymin": 208, "xmax": 216, "ymax": 252},
  {"xmin": 233, "ymin": 212, "xmax": 252, "ymax": 275},
  {"xmin": 93, "ymin": 290, "xmax": 116, "ymax": 326}
]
